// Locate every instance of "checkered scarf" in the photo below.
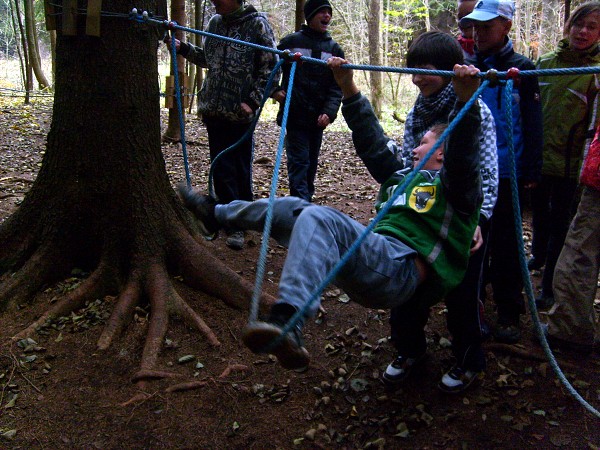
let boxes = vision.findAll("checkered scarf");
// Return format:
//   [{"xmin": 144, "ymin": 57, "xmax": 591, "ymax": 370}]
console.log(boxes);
[{"xmin": 403, "ymin": 82, "xmax": 457, "ymax": 154}]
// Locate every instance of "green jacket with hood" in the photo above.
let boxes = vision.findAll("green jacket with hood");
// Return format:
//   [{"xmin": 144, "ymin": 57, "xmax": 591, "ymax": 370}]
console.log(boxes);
[{"xmin": 536, "ymin": 39, "xmax": 600, "ymax": 179}]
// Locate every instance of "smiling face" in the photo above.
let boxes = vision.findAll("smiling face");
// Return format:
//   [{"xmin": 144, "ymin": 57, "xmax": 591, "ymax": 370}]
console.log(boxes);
[
  {"xmin": 568, "ymin": 12, "xmax": 600, "ymax": 51},
  {"xmin": 412, "ymin": 129, "xmax": 444, "ymax": 171},
  {"xmin": 308, "ymin": 8, "xmax": 333, "ymax": 33},
  {"xmin": 411, "ymin": 64, "xmax": 450, "ymax": 98},
  {"xmin": 473, "ymin": 17, "xmax": 512, "ymax": 55}
]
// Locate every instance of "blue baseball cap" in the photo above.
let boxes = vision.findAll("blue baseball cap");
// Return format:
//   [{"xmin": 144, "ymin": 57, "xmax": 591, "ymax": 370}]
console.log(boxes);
[{"xmin": 459, "ymin": 0, "xmax": 515, "ymax": 26}]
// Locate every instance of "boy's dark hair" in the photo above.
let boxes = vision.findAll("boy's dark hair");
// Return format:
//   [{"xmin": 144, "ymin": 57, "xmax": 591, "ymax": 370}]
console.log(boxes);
[
  {"xmin": 564, "ymin": 1, "xmax": 600, "ymax": 35},
  {"xmin": 407, "ymin": 31, "xmax": 464, "ymax": 71},
  {"xmin": 429, "ymin": 122, "xmax": 449, "ymax": 151},
  {"xmin": 429, "ymin": 122, "xmax": 449, "ymax": 139}
]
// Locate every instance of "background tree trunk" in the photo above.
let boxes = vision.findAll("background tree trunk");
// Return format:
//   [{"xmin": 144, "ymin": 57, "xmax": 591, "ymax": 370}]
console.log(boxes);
[
  {"xmin": 12, "ymin": 0, "xmax": 30, "ymax": 102},
  {"xmin": 368, "ymin": 0, "xmax": 382, "ymax": 118},
  {"xmin": 295, "ymin": 0, "xmax": 304, "ymax": 32},
  {"xmin": 191, "ymin": 0, "xmax": 207, "ymax": 114},
  {"xmin": 24, "ymin": 0, "xmax": 50, "ymax": 89},
  {"xmin": 0, "ymin": 0, "xmax": 274, "ymax": 391},
  {"xmin": 163, "ymin": 0, "xmax": 187, "ymax": 141},
  {"xmin": 540, "ymin": 0, "xmax": 561, "ymax": 56}
]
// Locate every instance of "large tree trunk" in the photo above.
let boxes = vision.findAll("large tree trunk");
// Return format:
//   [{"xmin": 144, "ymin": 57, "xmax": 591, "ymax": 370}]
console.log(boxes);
[{"xmin": 0, "ymin": 0, "xmax": 274, "ymax": 399}]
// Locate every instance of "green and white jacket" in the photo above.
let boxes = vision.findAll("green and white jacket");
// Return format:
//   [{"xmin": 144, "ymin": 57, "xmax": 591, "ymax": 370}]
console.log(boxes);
[{"xmin": 342, "ymin": 93, "xmax": 482, "ymax": 305}]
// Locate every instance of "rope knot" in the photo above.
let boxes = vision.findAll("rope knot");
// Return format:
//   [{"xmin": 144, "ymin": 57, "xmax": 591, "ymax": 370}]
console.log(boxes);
[
  {"xmin": 483, "ymin": 69, "xmax": 500, "ymax": 87},
  {"xmin": 166, "ymin": 20, "xmax": 178, "ymax": 30},
  {"xmin": 506, "ymin": 67, "xmax": 521, "ymax": 87},
  {"xmin": 281, "ymin": 50, "xmax": 304, "ymax": 65}
]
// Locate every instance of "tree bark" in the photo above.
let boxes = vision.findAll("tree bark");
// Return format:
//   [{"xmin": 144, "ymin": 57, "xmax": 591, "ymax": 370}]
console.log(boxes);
[
  {"xmin": 11, "ymin": 0, "xmax": 30, "ymax": 102},
  {"xmin": 192, "ymin": 0, "xmax": 208, "ymax": 115},
  {"xmin": 296, "ymin": 0, "xmax": 305, "ymax": 31},
  {"xmin": 0, "ymin": 0, "xmax": 274, "ymax": 391},
  {"xmin": 163, "ymin": 0, "xmax": 187, "ymax": 141},
  {"xmin": 368, "ymin": 0, "xmax": 382, "ymax": 118},
  {"xmin": 24, "ymin": 0, "xmax": 51, "ymax": 89}
]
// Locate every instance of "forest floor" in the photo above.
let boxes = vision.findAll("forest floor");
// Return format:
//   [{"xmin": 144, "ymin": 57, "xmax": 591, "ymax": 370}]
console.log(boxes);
[{"xmin": 0, "ymin": 98, "xmax": 598, "ymax": 449}]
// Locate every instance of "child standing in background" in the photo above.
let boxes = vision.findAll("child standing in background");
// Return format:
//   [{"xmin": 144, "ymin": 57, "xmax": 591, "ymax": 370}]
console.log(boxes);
[
  {"xmin": 530, "ymin": 1, "xmax": 600, "ymax": 311},
  {"xmin": 272, "ymin": 0, "xmax": 345, "ymax": 202},
  {"xmin": 457, "ymin": 0, "xmax": 477, "ymax": 57},
  {"xmin": 461, "ymin": 0, "xmax": 543, "ymax": 344}
]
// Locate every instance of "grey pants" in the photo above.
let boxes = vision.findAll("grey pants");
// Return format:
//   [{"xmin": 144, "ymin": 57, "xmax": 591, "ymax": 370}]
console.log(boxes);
[
  {"xmin": 215, "ymin": 197, "xmax": 420, "ymax": 320},
  {"xmin": 547, "ymin": 187, "xmax": 600, "ymax": 346}
]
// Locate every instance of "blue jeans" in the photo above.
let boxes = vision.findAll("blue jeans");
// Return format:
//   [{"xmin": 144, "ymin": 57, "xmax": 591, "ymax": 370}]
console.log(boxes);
[
  {"xmin": 215, "ymin": 197, "xmax": 421, "ymax": 321},
  {"xmin": 285, "ymin": 127, "xmax": 324, "ymax": 201}
]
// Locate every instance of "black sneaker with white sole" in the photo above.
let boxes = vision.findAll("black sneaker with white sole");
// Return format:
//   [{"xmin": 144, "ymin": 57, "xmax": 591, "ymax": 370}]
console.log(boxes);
[
  {"xmin": 438, "ymin": 365, "xmax": 483, "ymax": 394},
  {"xmin": 381, "ymin": 353, "xmax": 426, "ymax": 386}
]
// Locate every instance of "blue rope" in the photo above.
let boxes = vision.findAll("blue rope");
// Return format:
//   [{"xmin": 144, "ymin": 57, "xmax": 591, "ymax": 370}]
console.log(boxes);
[
  {"xmin": 249, "ymin": 61, "xmax": 298, "ymax": 323},
  {"xmin": 504, "ymin": 81, "xmax": 600, "ymax": 419},
  {"xmin": 170, "ymin": 34, "xmax": 191, "ymax": 188},
  {"xmin": 131, "ymin": 12, "xmax": 600, "ymax": 79}
]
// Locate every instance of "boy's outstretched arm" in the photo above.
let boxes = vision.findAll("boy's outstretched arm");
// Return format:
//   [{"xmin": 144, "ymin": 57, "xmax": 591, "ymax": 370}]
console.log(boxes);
[
  {"xmin": 327, "ymin": 57, "xmax": 405, "ymax": 183},
  {"xmin": 442, "ymin": 64, "xmax": 483, "ymax": 216}
]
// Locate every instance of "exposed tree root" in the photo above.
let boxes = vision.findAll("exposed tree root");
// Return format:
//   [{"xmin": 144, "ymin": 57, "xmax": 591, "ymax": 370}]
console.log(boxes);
[
  {"xmin": 139, "ymin": 264, "xmax": 171, "ymax": 372},
  {"xmin": 165, "ymin": 381, "xmax": 207, "ymax": 393},
  {"xmin": 0, "ymin": 241, "xmax": 71, "ymax": 308},
  {"xmin": 13, "ymin": 261, "xmax": 116, "ymax": 341},
  {"xmin": 97, "ymin": 275, "xmax": 142, "ymax": 351},
  {"xmin": 173, "ymin": 231, "xmax": 276, "ymax": 313},
  {"xmin": 168, "ymin": 285, "xmax": 220, "ymax": 346},
  {"xmin": 485, "ymin": 343, "xmax": 578, "ymax": 371},
  {"xmin": 131, "ymin": 369, "xmax": 184, "ymax": 383},
  {"xmin": 3, "ymin": 190, "xmax": 278, "ymax": 400},
  {"xmin": 120, "ymin": 385, "xmax": 152, "ymax": 407}
]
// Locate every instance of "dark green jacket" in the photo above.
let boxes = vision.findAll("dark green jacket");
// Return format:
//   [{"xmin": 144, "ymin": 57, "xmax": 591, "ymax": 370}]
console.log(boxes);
[{"xmin": 536, "ymin": 39, "xmax": 600, "ymax": 179}]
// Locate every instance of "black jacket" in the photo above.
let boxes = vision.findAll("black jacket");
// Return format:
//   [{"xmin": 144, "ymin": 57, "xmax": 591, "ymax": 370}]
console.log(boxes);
[{"xmin": 276, "ymin": 25, "xmax": 344, "ymax": 128}]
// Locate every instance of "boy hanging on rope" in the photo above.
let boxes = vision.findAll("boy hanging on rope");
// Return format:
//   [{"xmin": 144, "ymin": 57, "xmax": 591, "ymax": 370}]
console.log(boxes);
[
  {"xmin": 177, "ymin": 63, "xmax": 483, "ymax": 371},
  {"xmin": 383, "ymin": 31, "xmax": 498, "ymax": 393}
]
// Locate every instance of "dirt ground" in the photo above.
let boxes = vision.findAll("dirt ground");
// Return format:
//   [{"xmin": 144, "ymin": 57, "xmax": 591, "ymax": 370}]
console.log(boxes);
[{"xmin": 0, "ymin": 99, "xmax": 598, "ymax": 449}]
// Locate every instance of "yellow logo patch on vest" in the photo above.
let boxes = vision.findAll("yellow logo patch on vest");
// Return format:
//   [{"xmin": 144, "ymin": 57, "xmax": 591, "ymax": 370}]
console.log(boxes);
[{"xmin": 409, "ymin": 185, "xmax": 437, "ymax": 212}]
